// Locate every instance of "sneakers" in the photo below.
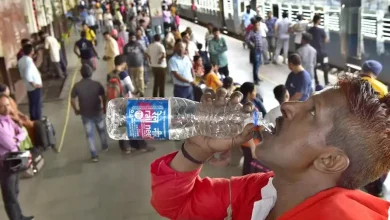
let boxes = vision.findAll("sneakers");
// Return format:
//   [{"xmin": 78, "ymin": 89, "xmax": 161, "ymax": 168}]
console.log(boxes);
[{"xmin": 91, "ymin": 156, "xmax": 99, "ymax": 162}]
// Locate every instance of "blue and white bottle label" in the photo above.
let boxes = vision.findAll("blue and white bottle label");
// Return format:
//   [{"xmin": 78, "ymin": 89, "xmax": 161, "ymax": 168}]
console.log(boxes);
[{"xmin": 126, "ymin": 99, "xmax": 170, "ymax": 140}]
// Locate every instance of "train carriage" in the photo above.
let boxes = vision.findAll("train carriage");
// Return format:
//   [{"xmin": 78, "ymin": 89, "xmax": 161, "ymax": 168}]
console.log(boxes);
[{"xmin": 177, "ymin": 0, "xmax": 390, "ymax": 85}]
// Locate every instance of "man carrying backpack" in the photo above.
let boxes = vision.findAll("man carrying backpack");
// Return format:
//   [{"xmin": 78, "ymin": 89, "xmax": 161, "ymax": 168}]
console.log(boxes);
[
  {"xmin": 107, "ymin": 55, "xmax": 155, "ymax": 154},
  {"xmin": 71, "ymin": 64, "xmax": 108, "ymax": 162}
]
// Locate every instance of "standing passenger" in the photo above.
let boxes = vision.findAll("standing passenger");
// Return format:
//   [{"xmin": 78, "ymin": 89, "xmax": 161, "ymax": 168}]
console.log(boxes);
[
  {"xmin": 0, "ymin": 95, "xmax": 34, "ymax": 220},
  {"xmin": 103, "ymin": 31, "xmax": 120, "ymax": 73},
  {"xmin": 123, "ymin": 32, "xmax": 146, "ymax": 96},
  {"xmin": 246, "ymin": 19, "xmax": 263, "ymax": 84},
  {"xmin": 308, "ymin": 14, "xmax": 329, "ymax": 86},
  {"xmin": 169, "ymin": 42, "xmax": 195, "ymax": 100},
  {"xmin": 273, "ymin": 12, "xmax": 291, "ymax": 64},
  {"xmin": 208, "ymin": 28, "xmax": 229, "ymax": 77},
  {"xmin": 265, "ymin": 11, "xmax": 277, "ymax": 61},
  {"xmin": 259, "ymin": 17, "xmax": 269, "ymax": 64},
  {"xmin": 18, "ymin": 45, "xmax": 43, "ymax": 121},
  {"xmin": 297, "ymin": 33, "xmax": 317, "ymax": 87},
  {"xmin": 146, "ymin": 34, "xmax": 167, "ymax": 97},
  {"xmin": 241, "ymin": 5, "xmax": 257, "ymax": 49}
]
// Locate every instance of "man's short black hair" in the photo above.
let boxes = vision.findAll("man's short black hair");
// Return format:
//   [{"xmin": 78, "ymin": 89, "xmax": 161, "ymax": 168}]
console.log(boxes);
[
  {"xmin": 255, "ymin": 16, "xmax": 262, "ymax": 22},
  {"xmin": 223, "ymin": 77, "xmax": 233, "ymax": 88},
  {"xmin": 282, "ymin": 11, "xmax": 288, "ymax": 18},
  {"xmin": 114, "ymin": 55, "xmax": 126, "ymax": 66},
  {"xmin": 273, "ymin": 84, "xmax": 287, "ymax": 104},
  {"xmin": 22, "ymin": 44, "xmax": 34, "ymax": 55},
  {"xmin": 21, "ymin": 39, "xmax": 30, "ymax": 46},
  {"xmin": 197, "ymin": 43, "xmax": 203, "ymax": 50},
  {"xmin": 136, "ymin": 27, "xmax": 142, "ymax": 32},
  {"xmin": 80, "ymin": 64, "xmax": 93, "ymax": 78},
  {"xmin": 297, "ymin": 14, "xmax": 303, "ymax": 21},
  {"xmin": 139, "ymin": 19, "xmax": 145, "ymax": 24},
  {"xmin": 0, "ymin": 83, "xmax": 7, "ymax": 93},
  {"xmin": 313, "ymin": 14, "xmax": 321, "ymax": 24},
  {"xmin": 288, "ymin": 53, "xmax": 302, "ymax": 66},
  {"xmin": 154, "ymin": 34, "xmax": 161, "ymax": 42},
  {"xmin": 181, "ymin": 31, "xmax": 188, "ymax": 38},
  {"xmin": 193, "ymin": 55, "xmax": 201, "ymax": 62},
  {"xmin": 246, "ymin": 5, "xmax": 251, "ymax": 8},
  {"xmin": 212, "ymin": 27, "xmax": 220, "ymax": 33},
  {"xmin": 129, "ymin": 31, "xmax": 136, "ymax": 37},
  {"xmin": 80, "ymin": 30, "xmax": 87, "ymax": 38},
  {"xmin": 302, "ymin": 33, "xmax": 313, "ymax": 43},
  {"xmin": 38, "ymin": 31, "xmax": 46, "ymax": 37},
  {"xmin": 103, "ymin": 31, "xmax": 110, "ymax": 36},
  {"xmin": 250, "ymin": 17, "xmax": 257, "ymax": 25}
]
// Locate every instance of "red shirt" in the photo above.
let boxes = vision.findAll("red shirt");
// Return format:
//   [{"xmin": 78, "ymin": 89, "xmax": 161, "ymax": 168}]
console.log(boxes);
[
  {"xmin": 151, "ymin": 152, "xmax": 390, "ymax": 220},
  {"xmin": 246, "ymin": 24, "xmax": 254, "ymax": 34},
  {"xmin": 17, "ymin": 48, "xmax": 24, "ymax": 61}
]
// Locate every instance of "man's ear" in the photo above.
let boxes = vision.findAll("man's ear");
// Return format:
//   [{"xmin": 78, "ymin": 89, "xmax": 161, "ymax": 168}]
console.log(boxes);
[{"xmin": 313, "ymin": 148, "xmax": 350, "ymax": 174}]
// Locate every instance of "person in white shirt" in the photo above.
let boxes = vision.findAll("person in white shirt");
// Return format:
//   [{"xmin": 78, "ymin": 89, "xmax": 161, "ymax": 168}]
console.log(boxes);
[
  {"xmin": 86, "ymin": 10, "xmax": 97, "ymax": 33},
  {"xmin": 259, "ymin": 17, "xmax": 270, "ymax": 64},
  {"xmin": 292, "ymin": 14, "xmax": 309, "ymax": 50},
  {"xmin": 18, "ymin": 44, "xmax": 43, "ymax": 120},
  {"xmin": 181, "ymin": 31, "xmax": 198, "ymax": 61},
  {"xmin": 103, "ymin": 10, "xmax": 114, "ymax": 32},
  {"xmin": 39, "ymin": 31, "xmax": 65, "ymax": 79},
  {"xmin": 273, "ymin": 12, "xmax": 291, "ymax": 64},
  {"xmin": 264, "ymin": 84, "xmax": 290, "ymax": 125},
  {"xmin": 95, "ymin": 4, "xmax": 104, "ymax": 32},
  {"xmin": 165, "ymin": 26, "xmax": 176, "ymax": 60},
  {"xmin": 145, "ymin": 34, "xmax": 167, "ymax": 97},
  {"xmin": 241, "ymin": 5, "xmax": 257, "ymax": 48}
]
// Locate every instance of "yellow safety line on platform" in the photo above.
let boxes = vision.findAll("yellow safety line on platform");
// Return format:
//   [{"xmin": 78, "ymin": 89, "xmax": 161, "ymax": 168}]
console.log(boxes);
[
  {"xmin": 259, "ymin": 74, "xmax": 278, "ymax": 86},
  {"xmin": 57, "ymin": 62, "xmax": 81, "ymax": 153}
]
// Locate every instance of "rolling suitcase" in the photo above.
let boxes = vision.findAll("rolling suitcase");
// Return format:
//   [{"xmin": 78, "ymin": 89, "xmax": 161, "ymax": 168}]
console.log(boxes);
[{"xmin": 34, "ymin": 116, "xmax": 56, "ymax": 150}]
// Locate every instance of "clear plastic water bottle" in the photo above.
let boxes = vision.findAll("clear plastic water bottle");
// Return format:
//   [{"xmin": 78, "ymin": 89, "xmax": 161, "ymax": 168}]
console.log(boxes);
[{"xmin": 106, "ymin": 97, "xmax": 274, "ymax": 140}]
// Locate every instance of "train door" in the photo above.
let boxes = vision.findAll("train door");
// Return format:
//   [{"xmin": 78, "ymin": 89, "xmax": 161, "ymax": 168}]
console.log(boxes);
[
  {"xmin": 273, "ymin": 4, "xmax": 279, "ymax": 17},
  {"xmin": 222, "ymin": 0, "xmax": 234, "ymax": 32}
]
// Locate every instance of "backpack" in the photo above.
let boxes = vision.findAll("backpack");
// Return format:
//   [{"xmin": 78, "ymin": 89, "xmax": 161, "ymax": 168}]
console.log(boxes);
[{"xmin": 107, "ymin": 71, "xmax": 123, "ymax": 100}]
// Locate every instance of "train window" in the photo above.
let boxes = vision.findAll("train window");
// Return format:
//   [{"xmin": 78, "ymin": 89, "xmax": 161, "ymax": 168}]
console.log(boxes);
[{"xmin": 241, "ymin": 2, "xmax": 245, "ymax": 12}]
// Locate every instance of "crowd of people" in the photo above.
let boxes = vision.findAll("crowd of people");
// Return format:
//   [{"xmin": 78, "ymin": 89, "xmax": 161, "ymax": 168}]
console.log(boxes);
[{"xmin": 1, "ymin": 1, "xmax": 390, "ymax": 220}]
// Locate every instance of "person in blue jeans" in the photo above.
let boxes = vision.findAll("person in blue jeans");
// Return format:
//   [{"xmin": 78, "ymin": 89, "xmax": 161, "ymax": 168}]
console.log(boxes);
[
  {"xmin": 246, "ymin": 18, "xmax": 263, "ymax": 84},
  {"xmin": 71, "ymin": 64, "xmax": 108, "ymax": 162}
]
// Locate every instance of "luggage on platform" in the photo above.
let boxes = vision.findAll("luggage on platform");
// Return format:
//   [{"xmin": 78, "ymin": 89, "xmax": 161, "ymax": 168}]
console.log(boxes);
[
  {"xmin": 34, "ymin": 116, "xmax": 56, "ymax": 150},
  {"xmin": 20, "ymin": 148, "xmax": 45, "ymax": 179}
]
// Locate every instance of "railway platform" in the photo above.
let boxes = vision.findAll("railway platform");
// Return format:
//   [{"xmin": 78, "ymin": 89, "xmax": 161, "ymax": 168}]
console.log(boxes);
[{"xmin": 0, "ymin": 19, "xmax": 375, "ymax": 220}]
